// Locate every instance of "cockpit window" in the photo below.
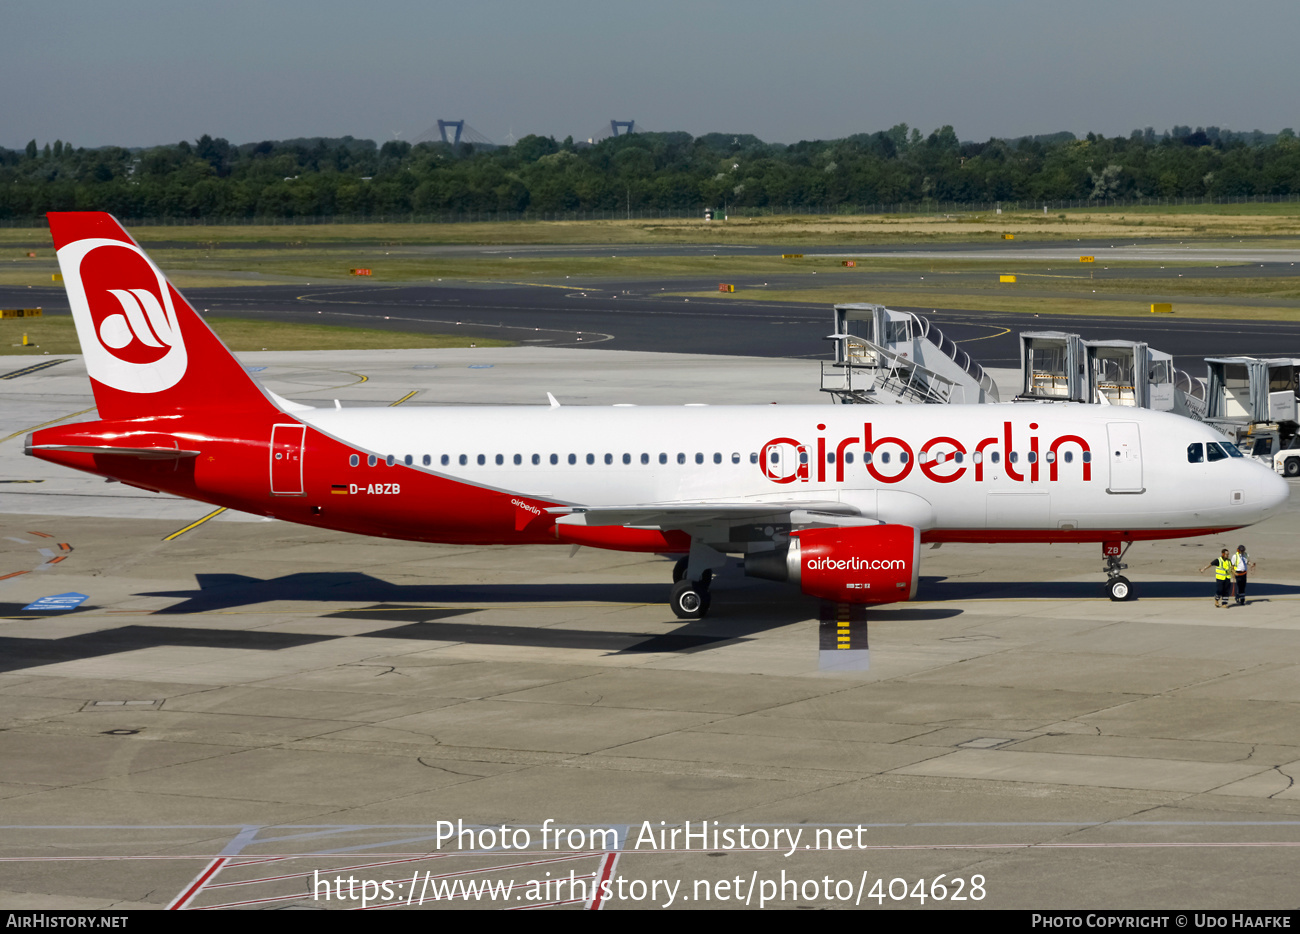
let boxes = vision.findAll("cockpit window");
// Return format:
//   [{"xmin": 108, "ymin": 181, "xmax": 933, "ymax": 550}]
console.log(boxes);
[
  {"xmin": 1187, "ymin": 443, "xmax": 1204, "ymax": 463},
  {"xmin": 1225, "ymin": 442, "xmax": 1244, "ymax": 458},
  {"xmin": 1206, "ymin": 442, "xmax": 1227, "ymax": 462}
]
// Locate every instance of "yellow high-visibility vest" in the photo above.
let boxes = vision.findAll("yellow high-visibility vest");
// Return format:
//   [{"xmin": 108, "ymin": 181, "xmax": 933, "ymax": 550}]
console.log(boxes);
[{"xmin": 1215, "ymin": 558, "xmax": 1232, "ymax": 580}]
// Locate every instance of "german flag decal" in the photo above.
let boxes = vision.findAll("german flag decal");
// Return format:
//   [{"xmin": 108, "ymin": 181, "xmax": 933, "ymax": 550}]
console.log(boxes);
[{"xmin": 331, "ymin": 484, "xmax": 349, "ymax": 495}]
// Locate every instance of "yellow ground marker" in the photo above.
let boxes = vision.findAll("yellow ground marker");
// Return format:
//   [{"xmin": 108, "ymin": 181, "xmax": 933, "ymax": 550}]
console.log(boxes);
[
  {"xmin": 162, "ymin": 507, "xmax": 228, "ymax": 541},
  {"xmin": 390, "ymin": 390, "xmax": 418, "ymax": 406}
]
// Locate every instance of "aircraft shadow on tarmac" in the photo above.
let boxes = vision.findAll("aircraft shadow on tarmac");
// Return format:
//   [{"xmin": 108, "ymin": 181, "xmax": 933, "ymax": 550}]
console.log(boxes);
[{"xmin": 0, "ymin": 619, "xmax": 333, "ymax": 675}]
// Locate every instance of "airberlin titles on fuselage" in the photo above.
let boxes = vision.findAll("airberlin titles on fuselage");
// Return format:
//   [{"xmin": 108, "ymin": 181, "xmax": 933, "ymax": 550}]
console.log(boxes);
[{"xmin": 759, "ymin": 421, "xmax": 1093, "ymax": 486}]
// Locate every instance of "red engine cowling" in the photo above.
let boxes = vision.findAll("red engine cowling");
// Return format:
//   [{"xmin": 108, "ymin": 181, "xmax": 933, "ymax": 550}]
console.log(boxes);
[{"xmin": 791, "ymin": 524, "xmax": 920, "ymax": 604}]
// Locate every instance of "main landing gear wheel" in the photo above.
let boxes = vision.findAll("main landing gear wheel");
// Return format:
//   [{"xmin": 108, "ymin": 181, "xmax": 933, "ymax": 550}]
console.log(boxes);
[
  {"xmin": 672, "ymin": 557, "xmax": 688, "ymax": 583},
  {"xmin": 1107, "ymin": 576, "xmax": 1132, "ymax": 602},
  {"xmin": 670, "ymin": 579, "xmax": 712, "ymax": 619}
]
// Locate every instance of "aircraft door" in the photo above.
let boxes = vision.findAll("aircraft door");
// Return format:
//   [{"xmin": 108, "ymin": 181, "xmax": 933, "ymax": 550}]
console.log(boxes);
[
  {"xmin": 270, "ymin": 423, "xmax": 307, "ymax": 496},
  {"xmin": 1106, "ymin": 421, "xmax": 1143, "ymax": 493}
]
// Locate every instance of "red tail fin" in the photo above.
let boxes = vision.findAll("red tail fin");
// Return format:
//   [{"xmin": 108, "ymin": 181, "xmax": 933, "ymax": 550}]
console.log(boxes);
[{"xmin": 48, "ymin": 212, "xmax": 277, "ymax": 420}]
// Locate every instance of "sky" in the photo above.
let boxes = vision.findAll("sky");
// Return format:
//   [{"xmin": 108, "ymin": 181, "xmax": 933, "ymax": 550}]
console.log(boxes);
[{"xmin": 6, "ymin": 0, "xmax": 1299, "ymax": 150}]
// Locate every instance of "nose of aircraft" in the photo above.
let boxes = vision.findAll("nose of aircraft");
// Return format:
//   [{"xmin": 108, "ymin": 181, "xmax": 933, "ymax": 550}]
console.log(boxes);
[{"xmin": 1260, "ymin": 467, "xmax": 1291, "ymax": 517}]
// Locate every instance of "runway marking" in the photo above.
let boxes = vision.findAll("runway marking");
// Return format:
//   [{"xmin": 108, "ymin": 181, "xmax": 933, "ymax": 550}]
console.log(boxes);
[
  {"xmin": 587, "ymin": 851, "xmax": 620, "ymax": 910},
  {"xmin": 0, "ymin": 358, "xmax": 70, "ymax": 380},
  {"xmin": 0, "ymin": 407, "xmax": 97, "ymax": 444},
  {"xmin": 169, "ymin": 856, "xmax": 228, "ymax": 909},
  {"xmin": 953, "ymin": 324, "xmax": 1012, "ymax": 343},
  {"xmin": 162, "ymin": 507, "xmax": 228, "ymax": 542},
  {"xmin": 389, "ymin": 390, "xmax": 418, "ymax": 406}
]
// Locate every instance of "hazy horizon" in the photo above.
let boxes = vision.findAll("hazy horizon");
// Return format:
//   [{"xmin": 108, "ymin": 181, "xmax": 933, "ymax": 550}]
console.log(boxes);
[{"xmin": 7, "ymin": 1, "xmax": 1298, "ymax": 151}]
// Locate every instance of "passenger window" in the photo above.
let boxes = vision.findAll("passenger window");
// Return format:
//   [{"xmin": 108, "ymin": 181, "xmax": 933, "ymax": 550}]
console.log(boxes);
[
  {"xmin": 386, "ymin": 455, "xmax": 395, "ymax": 467},
  {"xmin": 864, "ymin": 451, "xmax": 873, "ymax": 464},
  {"xmin": 991, "ymin": 452, "xmax": 1001, "ymax": 464},
  {"xmin": 973, "ymin": 452, "xmax": 982, "ymax": 464},
  {"xmin": 441, "ymin": 454, "xmax": 450, "ymax": 466},
  {"xmin": 513, "ymin": 454, "xmax": 522, "ymax": 465},
  {"xmin": 605, "ymin": 453, "xmax": 613, "ymax": 465},
  {"xmin": 770, "ymin": 451, "xmax": 779, "ymax": 464},
  {"xmin": 799, "ymin": 451, "xmax": 808, "ymax": 464},
  {"xmin": 732, "ymin": 452, "xmax": 740, "ymax": 464},
  {"xmin": 750, "ymin": 452, "xmax": 758, "ymax": 464},
  {"xmin": 677, "ymin": 453, "xmax": 686, "ymax": 465},
  {"xmin": 640, "ymin": 453, "xmax": 649, "ymax": 465},
  {"xmin": 568, "ymin": 454, "xmax": 577, "ymax": 465},
  {"xmin": 714, "ymin": 453, "xmax": 722, "ymax": 464},
  {"xmin": 477, "ymin": 454, "xmax": 486, "ymax": 466},
  {"xmin": 495, "ymin": 454, "xmax": 504, "ymax": 466},
  {"xmin": 695, "ymin": 453, "xmax": 704, "ymax": 465},
  {"xmin": 423, "ymin": 454, "xmax": 431, "ymax": 466},
  {"xmin": 1064, "ymin": 451, "xmax": 1073, "ymax": 463},
  {"xmin": 1187, "ymin": 443, "xmax": 1204, "ymax": 463},
  {"xmin": 1082, "ymin": 451, "xmax": 1091, "ymax": 463},
  {"xmin": 659, "ymin": 453, "xmax": 668, "ymax": 464},
  {"xmin": 880, "ymin": 452, "xmax": 891, "ymax": 464},
  {"xmin": 953, "ymin": 452, "xmax": 963, "ymax": 464},
  {"xmin": 586, "ymin": 453, "xmax": 595, "ymax": 465},
  {"xmin": 1045, "ymin": 451, "xmax": 1055, "ymax": 463},
  {"xmin": 349, "ymin": 454, "xmax": 359, "ymax": 467},
  {"xmin": 827, "ymin": 452, "xmax": 836, "ymax": 464},
  {"xmin": 368, "ymin": 455, "xmax": 378, "ymax": 467},
  {"xmin": 622, "ymin": 453, "xmax": 631, "ymax": 465},
  {"xmin": 845, "ymin": 452, "xmax": 855, "ymax": 464},
  {"xmin": 900, "ymin": 451, "xmax": 909, "ymax": 463},
  {"xmin": 532, "ymin": 454, "xmax": 540, "ymax": 465},
  {"xmin": 1008, "ymin": 452, "xmax": 1018, "ymax": 464},
  {"xmin": 404, "ymin": 455, "xmax": 413, "ymax": 466},
  {"xmin": 1207, "ymin": 443, "xmax": 1227, "ymax": 462},
  {"xmin": 550, "ymin": 454, "xmax": 558, "ymax": 465},
  {"xmin": 1027, "ymin": 451, "xmax": 1037, "ymax": 463},
  {"xmin": 459, "ymin": 454, "xmax": 467, "ymax": 466}
]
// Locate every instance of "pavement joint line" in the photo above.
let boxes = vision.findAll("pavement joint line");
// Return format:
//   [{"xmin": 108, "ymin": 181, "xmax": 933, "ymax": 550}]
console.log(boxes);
[
  {"xmin": 0, "ymin": 358, "xmax": 70, "ymax": 380},
  {"xmin": 162, "ymin": 506, "xmax": 228, "ymax": 541}
]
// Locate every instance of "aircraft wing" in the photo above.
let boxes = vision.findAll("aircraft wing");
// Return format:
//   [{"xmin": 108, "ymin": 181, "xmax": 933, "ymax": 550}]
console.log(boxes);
[{"xmin": 547, "ymin": 500, "xmax": 875, "ymax": 530}]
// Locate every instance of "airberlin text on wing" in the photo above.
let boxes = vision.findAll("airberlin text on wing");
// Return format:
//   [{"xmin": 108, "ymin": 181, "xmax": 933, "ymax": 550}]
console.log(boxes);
[{"xmin": 761, "ymin": 421, "xmax": 1093, "ymax": 485}]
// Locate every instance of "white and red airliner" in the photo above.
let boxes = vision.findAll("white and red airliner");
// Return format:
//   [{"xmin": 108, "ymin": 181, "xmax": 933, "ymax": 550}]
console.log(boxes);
[{"xmin": 26, "ymin": 213, "xmax": 1290, "ymax": 617}]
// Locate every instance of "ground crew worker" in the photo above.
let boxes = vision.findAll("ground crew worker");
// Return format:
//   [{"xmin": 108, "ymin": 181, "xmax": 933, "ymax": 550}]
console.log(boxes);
[
  {"xmin": 1200, "ymin": 549, "xmax": 1234, "ymax": 607},
  {"xmin": 1232, "ymin": 545, "xmax": 1256, "ymax": 606}
]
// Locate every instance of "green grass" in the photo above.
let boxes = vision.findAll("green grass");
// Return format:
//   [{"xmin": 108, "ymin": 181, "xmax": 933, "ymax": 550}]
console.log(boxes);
[{"xmin": 0, "ymin": 315, "xmax": 512, "ymax": 356}]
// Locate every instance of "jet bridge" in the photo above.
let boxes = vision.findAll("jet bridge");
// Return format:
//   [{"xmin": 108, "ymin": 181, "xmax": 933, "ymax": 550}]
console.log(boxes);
[
  {"xmin": 821, "ymin": 304, "xmax": 1000, "ymax": 405},
  {"xmin": 1016, "ymin": 331, "xmax": 1206, "ymax": 418},
  {"xmin": 1205, "ymin": 357, "xmax": 1300, "ymax": 425}
]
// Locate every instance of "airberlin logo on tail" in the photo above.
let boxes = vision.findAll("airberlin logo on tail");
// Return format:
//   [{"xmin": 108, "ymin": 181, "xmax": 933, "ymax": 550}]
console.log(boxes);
[{"xmin": 57, "ymin": 238, "xmax": 187, "ymax": 393}]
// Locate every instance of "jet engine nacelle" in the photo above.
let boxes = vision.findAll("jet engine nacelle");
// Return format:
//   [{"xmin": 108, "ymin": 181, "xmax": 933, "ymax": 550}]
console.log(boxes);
[{"xmin": 745, "ymin": 524, "xmax": 920, "ymax": 605}]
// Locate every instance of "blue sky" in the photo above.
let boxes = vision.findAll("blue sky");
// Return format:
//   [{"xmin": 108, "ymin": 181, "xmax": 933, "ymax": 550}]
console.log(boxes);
[{"xmin": 6, "ymin": 1, "xmax": 1298, "ymax": 149}]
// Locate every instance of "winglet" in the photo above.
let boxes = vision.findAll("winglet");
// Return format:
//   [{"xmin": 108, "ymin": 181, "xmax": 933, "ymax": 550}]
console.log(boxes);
[{"xmin": 547, "ymin": 392, "xmax": 561, "ymax": 408}]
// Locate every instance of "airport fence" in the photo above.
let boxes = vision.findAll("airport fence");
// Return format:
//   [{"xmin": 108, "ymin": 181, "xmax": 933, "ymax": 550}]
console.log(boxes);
[{"xmin": 3, "ymin": 193, "xmax": 1299, "ymax": 227}]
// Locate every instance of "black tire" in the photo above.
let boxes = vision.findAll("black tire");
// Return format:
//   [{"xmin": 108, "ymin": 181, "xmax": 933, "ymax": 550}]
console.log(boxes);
[
  {"xmin": 672, "ymin": 557, "xmax": 688, "ymax": 583},
  {"xmin": 1107, "ymin": 576, "xmax": 1132, "ymax": 602},
  {"xmin": 1285, "ymin": 457, "xmax": 1300, "ymax": 478},
  {"xmin": 670, "ymin": 580, "xmax": 709, "ymax": 619},
  {"xmin": 698, "ymin": 568, "xmax": 713, "ymax": 589}
]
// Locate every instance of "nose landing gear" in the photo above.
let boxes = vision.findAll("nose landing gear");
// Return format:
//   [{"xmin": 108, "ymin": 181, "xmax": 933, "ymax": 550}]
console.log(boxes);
[
  {"xmin": 1103, "ymin": 540, "xmax": 1133, "ymax": 601},
  {"xmin": 669, "ymin": 545, "xmax": 724, "ymax": 619}
]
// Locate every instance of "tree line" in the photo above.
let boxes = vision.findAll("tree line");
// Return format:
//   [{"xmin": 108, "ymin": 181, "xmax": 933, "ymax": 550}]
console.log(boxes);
[{"xmin": 2, "ymin": 124, "xmax": 1299, "ymax": 220}]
